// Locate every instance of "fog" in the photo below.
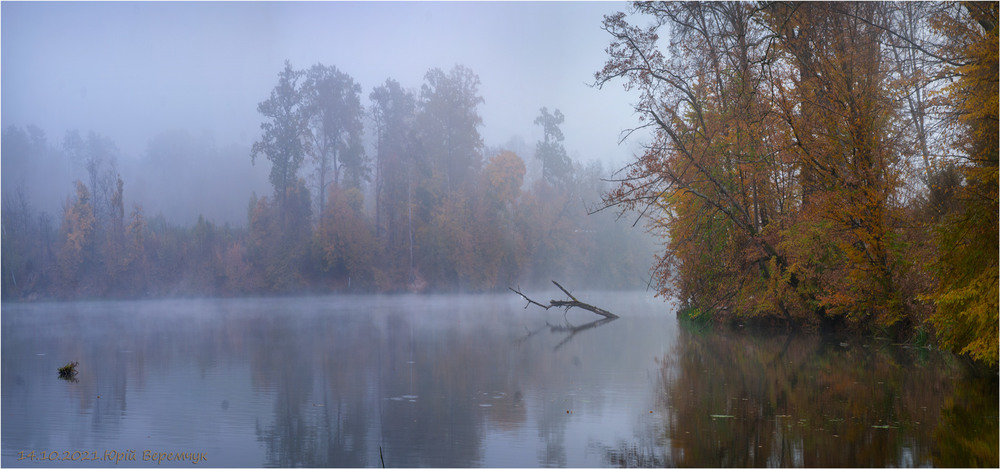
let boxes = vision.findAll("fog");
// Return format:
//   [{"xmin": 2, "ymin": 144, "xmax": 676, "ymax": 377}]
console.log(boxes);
[
  {"xmin": 3, "ymin": 1, "xmax": 644, "ymax": 223},
  {"xmin": 1, "ymin": 1, "xmax": 658, "ymax": 298}
]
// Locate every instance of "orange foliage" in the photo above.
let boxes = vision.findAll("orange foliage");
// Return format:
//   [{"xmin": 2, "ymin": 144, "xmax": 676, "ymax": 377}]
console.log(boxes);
[
  {"xmin": 484, "ymin": 151, "xmax": 526, "ymax": 208},
  {"xmin": 597, "ymin": 0, "xmax": 996, "ymax": 355},
  {"xmin": 57, "ymin": 181, "xmax": 96, "ymax": 292},
  {"xmin": 316, "ymin": 186, "xmax": 378, "ymax": 288}
]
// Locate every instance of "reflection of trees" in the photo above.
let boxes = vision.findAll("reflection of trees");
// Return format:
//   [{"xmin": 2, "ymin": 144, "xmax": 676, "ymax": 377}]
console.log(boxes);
[
  {"xmin": 8, "ymin": 297, "xmax": 994, "ymax": 468},
  {"xmin": 378, "ymin": 320, "xmax": 486, "ymax": 467},
  {"xmin": 535, "ymin": 402, "xmax": 568, "ymax": 467},
  {"xmin": 933, "ymin": 373, "xmax": 999, "ymax": 467},
  {"xmin": 603, "ymin": 442, "xmax": 665, "ymax": 467},
  {"xmin": 377, "ymin": 304, "xmax": 527, "ymax": 467},
  {"xmin": 252, "ymin": 312, "xmax": 379, "ymax": 467},
  {"xmin": 251, "ymin": 299, "xmax": 536, "ymax": 467},
  {"xmin": 644, "ymin": 327, "xmax": 996, "ymax": 467},
  {"xmin": 252, "ymin": 315, "xmax": 322, "ymax": 467}
]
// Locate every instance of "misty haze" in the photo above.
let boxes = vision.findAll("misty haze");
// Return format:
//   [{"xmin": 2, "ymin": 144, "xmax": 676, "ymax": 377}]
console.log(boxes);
[
  {"xmin": 2, "ymin": 1, "xmax": 654, "ymax": 297},
  {"xmin": 2, "ymin": 2, "xmax": 997, "ymax": 468}
]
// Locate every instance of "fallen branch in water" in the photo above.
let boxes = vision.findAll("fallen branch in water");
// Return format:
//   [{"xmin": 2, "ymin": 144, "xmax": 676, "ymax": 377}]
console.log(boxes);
[{"xmin": 509, "ymin": 281, "xmax": 619, "ymax": 319}]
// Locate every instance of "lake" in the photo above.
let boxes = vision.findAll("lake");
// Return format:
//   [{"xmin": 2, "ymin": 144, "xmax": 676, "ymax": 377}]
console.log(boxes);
[{"xmin": 2, "ymin": 292, "xmax": 996, "ymax": 467}]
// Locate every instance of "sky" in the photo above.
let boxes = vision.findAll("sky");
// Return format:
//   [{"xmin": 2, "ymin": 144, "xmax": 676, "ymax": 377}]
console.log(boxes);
[{"xmin": 2, "ymin": 1, "xmax": 646, "ymax": 166}]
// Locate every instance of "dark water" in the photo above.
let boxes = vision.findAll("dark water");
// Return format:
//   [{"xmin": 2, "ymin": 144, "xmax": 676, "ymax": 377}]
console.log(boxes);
[{"xmin": 1, "ymin": 292, "xmax": 996, "ymax": 467}]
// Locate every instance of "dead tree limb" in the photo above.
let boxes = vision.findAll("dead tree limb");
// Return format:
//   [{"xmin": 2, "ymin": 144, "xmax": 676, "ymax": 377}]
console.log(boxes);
[
  {"xmin": 509, "ymin": 287, "xmax": 550, "ymax": 310},
  {"xmin": 509, "ymin": 281, "xmax": 619, "ymax": 319}
]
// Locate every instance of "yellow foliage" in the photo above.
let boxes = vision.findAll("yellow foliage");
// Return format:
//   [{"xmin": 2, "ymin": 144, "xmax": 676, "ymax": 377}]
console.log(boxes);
[
  {"xmin": 57, "ymin": 181, "xmax": 96, "ymax": 288},
  {"xmin": 484, "ymin": 151, "xmax": 526, "ymax": 207},
  {"xmin": 927, "ymin": 2, "xmax": 999, "ymax": 367}
]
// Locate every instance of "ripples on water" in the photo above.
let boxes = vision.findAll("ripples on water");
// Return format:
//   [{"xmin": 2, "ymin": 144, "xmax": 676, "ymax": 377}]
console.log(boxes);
[{"xmin": 2, "ymin": 293, "xmax": 996, "ymax": 467}]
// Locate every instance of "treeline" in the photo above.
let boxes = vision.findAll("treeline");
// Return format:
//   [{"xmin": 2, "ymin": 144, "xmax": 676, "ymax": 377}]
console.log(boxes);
[
  {"xmin": 2, "ymin": 64, "xmax": 654, "ymax": 300},
  {"xmin": 598, "ymin": 2, "xmax": 997, "ymax": 365}
]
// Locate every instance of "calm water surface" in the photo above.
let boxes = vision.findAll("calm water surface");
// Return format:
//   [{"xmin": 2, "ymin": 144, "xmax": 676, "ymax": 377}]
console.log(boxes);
[{"xmin": 2, "ymin": 292, "xmax": 996, "ymax": 467}]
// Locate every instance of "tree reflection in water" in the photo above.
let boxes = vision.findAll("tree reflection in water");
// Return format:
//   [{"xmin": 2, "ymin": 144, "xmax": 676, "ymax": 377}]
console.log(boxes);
[
  {"xmin": 3, "ymin": 296, "xmax": 994, "ymax": 467},
  {"xmin": 250, "ymin": 300, "xmax": 526, "ymax": 467},
  {"xmin": 603, "ymin": 325, "xmax": 998, "ymax": 467}
]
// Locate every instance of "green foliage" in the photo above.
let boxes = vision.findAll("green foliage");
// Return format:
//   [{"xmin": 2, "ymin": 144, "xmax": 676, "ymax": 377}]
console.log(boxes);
[
  {"xmin": 302, "ymin": 63, "xmax": 366, "ymax": 212},
  {"xmin": 57, "ymin": 361, "xmax": 79, "ymax": 380},
  {"xmin": 677, "ymin": 304, "xmax": 713, "ymax": 328},
  {"xmin": 251, "ymin": 60, "xmax": 310, "ymax": 209}
]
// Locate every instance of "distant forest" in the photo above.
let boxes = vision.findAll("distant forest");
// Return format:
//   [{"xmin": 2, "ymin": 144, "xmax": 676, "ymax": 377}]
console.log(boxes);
[{"xmin": 1, "ymin": 63, "xmax": 655, "ymax": 301}]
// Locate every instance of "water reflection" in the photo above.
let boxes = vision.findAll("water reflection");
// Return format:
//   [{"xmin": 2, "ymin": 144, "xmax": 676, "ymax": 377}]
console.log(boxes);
[
  {"xmin": 631, "ymin": 326, "xmax": 998, "ymax": 467},
  {"xmin": 516, "ymin": 316, "xmax": 618, "ymax": 352},
  {"xmin": 2, "ymin": 295, "xmax": 995, "ymax": 467},
  {"xmin": 934, "ymin": 371, "xmax": 1000, "ymax": 467}
]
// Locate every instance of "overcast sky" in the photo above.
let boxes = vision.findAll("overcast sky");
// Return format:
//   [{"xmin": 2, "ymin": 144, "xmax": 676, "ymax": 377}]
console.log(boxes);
[{"xmin": 2, "ymin": 1, "xmax": 645, "ymax": 167}]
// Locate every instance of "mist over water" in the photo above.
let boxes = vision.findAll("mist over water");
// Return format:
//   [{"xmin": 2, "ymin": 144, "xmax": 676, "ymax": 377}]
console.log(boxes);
[
  {"xmin": 4, "ymin": 3, "xmax": 997, "ymax": 467},
  {"xmin": 3, "ymin": 293, "xmax": 994, "ymax": 467}
]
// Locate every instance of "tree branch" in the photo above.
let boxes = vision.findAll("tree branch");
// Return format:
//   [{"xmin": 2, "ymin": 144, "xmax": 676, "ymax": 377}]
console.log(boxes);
[{"xmin": 509, "ymin": 281, "xmax": 619, "ymax": 319}]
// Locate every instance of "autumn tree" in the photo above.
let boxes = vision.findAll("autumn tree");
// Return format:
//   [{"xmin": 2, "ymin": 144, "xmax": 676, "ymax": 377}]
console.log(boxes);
[
  {"xmin": 596, "ymin": 2, "xmax": 798, "ymax": 323},
  {"xmin": 927, "ymin": 2, "xmax": 998, "ymax": 366},
  {"xmin": 885, "ymin": 2, "xmax": 953, "ymax": 186},
  {"xmin": 484, "ymin": 151, "xmax": 526, "ymax": 210},
  {"xmin": 316, "ymin": 186, "xmax": 378, "ymax": 288},
  {"xmin": 246, "ymin": 179, "xmax": 313, "ymax": 292},
  {"xmin": 62, "ymin": 130, "xmax": 121, "ymax": 226},
  {"xmin": 597, "ymin": 1, "xmax": 996, "ymax": 358},
  {"xmin": 249, "ymin": 61, "xmax": 317, "ymax": 291},
  {"xmin": 413, "ymin": 65, "xmax": 486, "ymax": 287},
  {"xmin": 516, "ymin": 177, "xmax": 579, "ymax": 287},
  {"xmin": 766, "ymin": 2, "xmax": 914, "ymax": 331},
  {"xmin": 57, "ymin": 181, "xmax": 97, "ymax": 294},
  {"xmin": 466, "ymin": 151, "xmax": 527, "ymax": 289}
]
